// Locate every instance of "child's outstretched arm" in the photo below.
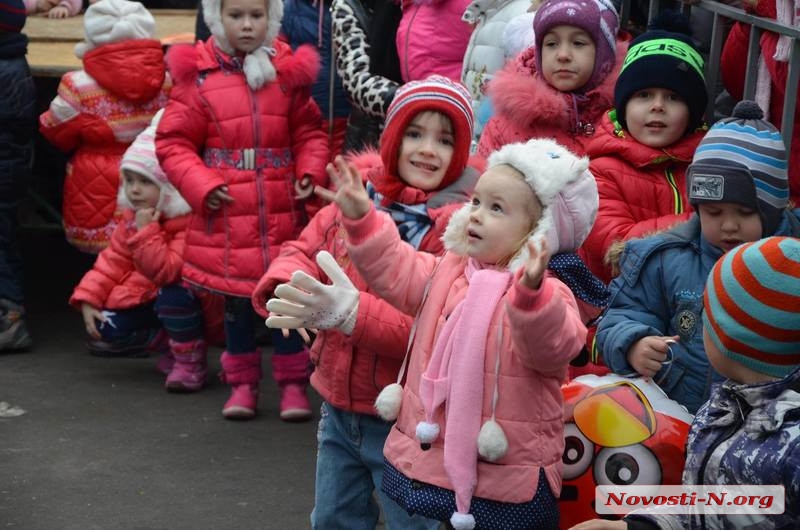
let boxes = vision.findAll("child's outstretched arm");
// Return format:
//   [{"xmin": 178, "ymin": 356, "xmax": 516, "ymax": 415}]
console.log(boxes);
[{"xmin": 508, "ymin": 239, "xmax": 587, "ymax": 377}]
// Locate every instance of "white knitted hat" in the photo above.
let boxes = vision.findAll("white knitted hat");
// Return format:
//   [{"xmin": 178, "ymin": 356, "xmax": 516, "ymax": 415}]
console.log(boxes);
[
  {"xmin": 118, "ymin": 110, "xmax": 191, "ymax": 219},
  {"xmin": 202, "ymin": 0, "xmax": 284, "ymax": 89},
  {"xmin": 75, "ymin": 0, "xmax": 156, "ymax": 59},
  {"xmin": 443, "ymin": 138, "xmax": 598, "ymax": 270}
]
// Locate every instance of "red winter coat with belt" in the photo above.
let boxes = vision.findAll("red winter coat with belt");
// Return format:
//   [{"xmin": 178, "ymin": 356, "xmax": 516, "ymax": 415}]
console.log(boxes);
[
  {"xmin": 578, "ymin": 111, "xmax": 706, "ymax": 283},
  {"xmin": 720, "ymin": 0, "xmax": 800, "ymax": 203},
  {"xmin": 156, "ymin": 38, "xmax": 329, "ymax": 297},
  {"xmin": 476, "ymin": 43, "xmax": 626, "ymax": 159}
]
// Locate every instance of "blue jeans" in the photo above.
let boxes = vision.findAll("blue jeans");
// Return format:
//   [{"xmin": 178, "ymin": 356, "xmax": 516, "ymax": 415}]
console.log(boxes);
[{"xmin": 311, "ymin": 401, "xmax": 441, "ymax": 530}]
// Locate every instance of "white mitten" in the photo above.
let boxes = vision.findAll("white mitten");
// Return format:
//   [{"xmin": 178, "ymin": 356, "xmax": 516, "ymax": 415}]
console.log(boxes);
[{"xmin": 266, "ymin": 251, "xmax": 359, "ymax": 335}]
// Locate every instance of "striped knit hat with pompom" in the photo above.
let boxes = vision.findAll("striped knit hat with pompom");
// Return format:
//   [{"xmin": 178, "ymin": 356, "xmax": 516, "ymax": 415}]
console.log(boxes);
[{"xmin": 703, "ymin": 236, "xmax": 800, "ymax": 379}]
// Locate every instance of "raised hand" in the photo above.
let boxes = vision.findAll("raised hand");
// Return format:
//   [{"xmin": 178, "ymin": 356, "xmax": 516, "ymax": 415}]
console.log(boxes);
[
  {"xmin": 520, "ymin": 238, "xmax": 551, "ymax": 290},
  {"xmin": 315, "ymin": 155, "xmax": 370, "ymax": 219},
  {"xmin": 135, "ymin": 208, "xmax": 160, "ymax": 230},
  {"xmin": 265, "ymin": 251, "xmax": 360, "ymax": 334},
  {"xmin": 205, "ymin": 185, "xmax": 234, "ymax": 212}
]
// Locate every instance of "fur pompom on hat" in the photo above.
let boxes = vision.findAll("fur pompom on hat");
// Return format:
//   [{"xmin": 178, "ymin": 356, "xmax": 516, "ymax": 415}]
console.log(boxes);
[
  {"xmin": 118, "ymin": 109, "xmax": 191, "ymax": 219},
  {"xmin": 443, "ymin": 138, "xmax": 598, "ymax": 271},
  {"xmin": 378, "ymin": 75, "xmax": 474, "ymax": 202},
  {"xmin": 202, "ymin": 0, "xmax": 284, "ymax": 90},
  {"xmin": 704, "ymin": 236, "xmax": 800, "ymax": 379},
  {"xmin": 75, "ymin": 0, "xmax": 155, "ymax": 59},
  {"xmin": 533, "ymin": 0, "xmax": 619, "ymax": 92}
]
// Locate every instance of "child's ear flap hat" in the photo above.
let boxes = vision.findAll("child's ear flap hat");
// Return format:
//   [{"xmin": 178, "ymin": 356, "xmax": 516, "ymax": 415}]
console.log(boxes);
[
  {"xmin": 533, "ymin": 0, "xmax": 619, "ymax": 92},
  {"xmin": 703, "ymin": 236, "xmax": 800, "ymax": 379},
  {"xmin": 118, "ymin": 109, "xmax": 191, "ymax": 219},
  {"xmin": 378, "ymin": 75, "xmax": 474, "ymax": 202},
  {"xmin": 202, "ymin": 0, "xmax": 284, "ymax": 89},
  {"xmin": 75, "ymin": 0, "xmax": 156, "ymax": 59},
  {"xmin": 443, "ymin": 138, "xmax": 598, "ymax": 270},
  {"xmin": 687, "ymin": 100, "xmax": 788, "ymax": 237},
  {"xmin": 614, "ymin": 12, "xmax": 708, "ymax": 133}
]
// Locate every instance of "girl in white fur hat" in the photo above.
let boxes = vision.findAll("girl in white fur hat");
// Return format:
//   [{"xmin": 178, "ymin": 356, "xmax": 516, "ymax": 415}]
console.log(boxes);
[
  {"xmin": 70, "ymin": 111, "xmax": 224, "ymax": 374},
  {"xmin": 267, "ymin": 138, "xmax": 597, "ymax": 529},
  {"xmin": 155, "ymin": 0, "xmax": 329, "ymax": 420}
]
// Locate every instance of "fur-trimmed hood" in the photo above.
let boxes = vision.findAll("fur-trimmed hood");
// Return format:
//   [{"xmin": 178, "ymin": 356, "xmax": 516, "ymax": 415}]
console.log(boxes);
[
  {"xmin": 488, "ymin": 42, "xmax": 626, "ymax": 133},
  {"xmin": 165, "ymin": 38, "xmax": 320, "ymax": 90},
  {"xmin": 443, "ymin": 139, "xmax": 598, "ymax": 272}
]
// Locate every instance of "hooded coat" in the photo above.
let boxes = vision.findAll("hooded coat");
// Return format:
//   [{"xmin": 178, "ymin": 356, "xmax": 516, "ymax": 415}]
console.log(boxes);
[
  {"xmin": 39, "ymin": 39, "xmax": 170, "ymax": 254},
  {"xmin": 156, "ymin": 38, "xmax": 329, "ymax": 297}
]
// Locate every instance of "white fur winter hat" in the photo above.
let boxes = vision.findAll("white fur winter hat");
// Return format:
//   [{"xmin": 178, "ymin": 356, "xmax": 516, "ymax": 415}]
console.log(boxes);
[
  {"xmin": 443, "ymin": 138, "xmax": 598, "ymax": 270},
  {"xmin": 118, "ymin": 109, "xmax": 191, "ymax": 219},
  {"xmin": 75, "ymin": 0, "xmax": 156, "ymax": 59},
  {"xmin": 202, "ymin": 0, "xmax": 284, "ymax": 90}
]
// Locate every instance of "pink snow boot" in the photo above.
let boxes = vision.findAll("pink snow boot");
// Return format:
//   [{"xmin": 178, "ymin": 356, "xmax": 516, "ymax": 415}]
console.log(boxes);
[
  {"xmin": 272, "ymin": 350, "xmax": 312, "ymax": 422},
  {"xmin": 164, "ymin": 339, "xmax": 207, "ymax": 392},
  {"xmin": 220, "ymin": 351, "xmax": 262, "ymax": 420}
]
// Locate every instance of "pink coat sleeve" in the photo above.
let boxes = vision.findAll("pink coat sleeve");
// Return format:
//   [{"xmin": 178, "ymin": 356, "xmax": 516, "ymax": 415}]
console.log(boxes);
[
  {"xmin": 506, "ymin": 271, "xmax": 587, "ymax": 378},
  {"xmin": 127, "ymin": 219, "xmax": 187, "ymax": 287},
  {"xmin": 69, "ymin": 225, "xmax": 133, "ymax": 310},
  {"xmin": 60, "ymin": 0, "xmax": 81, "ymax": 15},
  {"xmin": 343, "ymin": 206, "xmax": 439, "ymax": 317}
]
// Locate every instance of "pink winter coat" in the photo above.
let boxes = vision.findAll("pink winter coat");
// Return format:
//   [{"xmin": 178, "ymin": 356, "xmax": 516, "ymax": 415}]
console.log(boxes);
[
  {"xmin": 342, "ymin": 206, "xmax": 586, "ymax": 503},
  {"xmin": 39, "ymin": 39, "xmax": 170, "ymax": 253},
  {"xmin": 578, "ymin": 111, "xmax": 706, "ymax": 283},
  {"xmin": 397, "ymin": 0, "xmax": 473, "ymax": 82},
  {"xmin": 251, "ymin": 151, "xmax": 478, "ymax": 413},
  {"xmin": 70, "ymin": 210, "xmax": 188, "ymax": 311},
  {"xmin": 476, "ymin": 43, "xmax": 626, "ymax": 159},
  {"xmin": 156, "ymin": 38, "xmax": 329, "ymax": 297}
]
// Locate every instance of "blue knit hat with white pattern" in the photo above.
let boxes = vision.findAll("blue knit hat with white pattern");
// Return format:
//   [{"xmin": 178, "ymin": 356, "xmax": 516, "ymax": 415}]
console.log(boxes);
[{"xmin": 687, "ymin": 100, "xmax": 788, "ymax": 236}]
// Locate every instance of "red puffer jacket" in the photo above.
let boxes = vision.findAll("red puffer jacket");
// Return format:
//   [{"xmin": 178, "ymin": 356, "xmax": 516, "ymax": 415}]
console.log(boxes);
[
  {"xmin": 578, "ymin": 111, "xmax": 705, "ymax": 283},
  {"xmin": 156, "ymin": 38, "xmax": 329, "ymax": 297},
  {"xmin": 720, "ymin": 0, "xmax": 800, "ymax": 203},
  {"xmin": 39, "ymin": 39, "xmax": 170, "ymax": 254}
]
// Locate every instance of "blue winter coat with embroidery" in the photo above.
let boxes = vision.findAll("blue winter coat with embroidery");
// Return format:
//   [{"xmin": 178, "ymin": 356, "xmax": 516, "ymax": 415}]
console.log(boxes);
[
  {"xmin": 597, "ymin": 210, "xmax": 800, "ymax": 414},
  {"xmin": 626, "ymin": 366, "xmax": 800, "ymax": 529}
]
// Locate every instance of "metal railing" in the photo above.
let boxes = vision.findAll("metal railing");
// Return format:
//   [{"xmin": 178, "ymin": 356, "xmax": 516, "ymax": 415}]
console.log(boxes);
[{"xmin": 617, "ymin": 0, "xmax": 800, "ymax": 149}]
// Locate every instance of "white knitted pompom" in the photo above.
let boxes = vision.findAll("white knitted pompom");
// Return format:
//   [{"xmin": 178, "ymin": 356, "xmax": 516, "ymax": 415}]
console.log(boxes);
[
  {"xmin": 477, "ymin": 419, "xmax": 508, "ymax": 462},
  {"xmin": 374, "ymin": 383, "xmax": 403, "ymax": 421},
  {"xmin": 450, "ymin": 512, "xmax": 476, "ymax": 530},
  {"xmin": 415, "ymin": 421, "xmax": 440, "ymax": 443}
]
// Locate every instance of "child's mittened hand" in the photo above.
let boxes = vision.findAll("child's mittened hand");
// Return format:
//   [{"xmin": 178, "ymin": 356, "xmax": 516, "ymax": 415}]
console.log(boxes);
[
  {"xmin": 81, "ymin": 303, "xmax": 105, "ymax": 340},
  {"xmin": 520, "ymin": 238, "xmax": 550, "ymax": 290},
  {"xmin": 315, "ymin": 156, "xmax": 370, "ymax": 219},
  {"xmin": 135, "ymin": 208, "xmax": 160, "ymax": 230},
  {"xmin": 265, "ymin": 251, "xmax": 360, "ymax": 334},
  {"xmin": 627, "ymin": 335, "xmax": 680, "ymax": 380},
  {"xmin": 205, "ymin": 186, "xmax": 234, "ymax": 211}
]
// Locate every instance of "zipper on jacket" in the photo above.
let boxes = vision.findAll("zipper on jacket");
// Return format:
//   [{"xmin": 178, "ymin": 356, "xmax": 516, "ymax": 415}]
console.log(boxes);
[
  {"xmin": 247, "ymin": 85, "xmax": 271, "ymax": 272},
  {"xmin": 402, "ymin": 5, "xmax": 420, "ymax": 82},
  {"xmin": 665, "ymin": 166, "xmax": 683, "ymax": 214}
]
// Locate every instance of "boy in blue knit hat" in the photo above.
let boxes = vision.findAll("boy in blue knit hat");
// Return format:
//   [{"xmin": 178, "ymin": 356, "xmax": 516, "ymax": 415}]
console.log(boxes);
[
  {"xmin": 572, "ymin": 236, "xmax": 800, "ymax": 530},
  {"xmin": 596, "ymin": 100, "xmax": 800, "ymax": 414},
  {"xmin": 0, "ymin": 0, "xmax": 35, "ymax": 350}
]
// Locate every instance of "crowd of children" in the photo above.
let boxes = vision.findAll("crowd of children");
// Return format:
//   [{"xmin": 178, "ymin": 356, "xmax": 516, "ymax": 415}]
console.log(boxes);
[{"xmin": 4, "ymin": 0, "xmax": 800, "ymax": 526}]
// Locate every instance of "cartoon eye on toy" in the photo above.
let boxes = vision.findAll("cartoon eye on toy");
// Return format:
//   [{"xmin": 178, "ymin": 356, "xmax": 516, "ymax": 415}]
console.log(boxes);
[
  {"xmin": 563, "ymin": 423, "xmax": 594, "ymax": 480},
  {"xmin": 593, "ymin": 444, "xmax": 661, "ymax": 486}
]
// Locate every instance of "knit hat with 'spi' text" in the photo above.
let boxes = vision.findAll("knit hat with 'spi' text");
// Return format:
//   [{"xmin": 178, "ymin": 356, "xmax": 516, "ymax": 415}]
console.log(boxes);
[
  {"xmin": 533, "ymin": 0, "xmax": 620, "ymax": 92},
  {"xmin": 704, "ymin": 236, "xmax": 800, "ymax": 379},
  {"xmin": 687, "ymin": 100, "xmax": 789, "ymax": 237},
  {"xmin": 378, "ymin": 75, "xmax": 474, "ymax": 202},
  {"xmin": 614, "ymin": 14, "xmax": 708, "ymax": 133}
]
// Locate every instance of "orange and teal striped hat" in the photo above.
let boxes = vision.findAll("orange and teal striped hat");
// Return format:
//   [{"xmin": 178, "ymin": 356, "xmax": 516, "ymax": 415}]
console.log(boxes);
[{"xmin": 703, "ymin": 237, "xmax": 800, "ymax": 379}]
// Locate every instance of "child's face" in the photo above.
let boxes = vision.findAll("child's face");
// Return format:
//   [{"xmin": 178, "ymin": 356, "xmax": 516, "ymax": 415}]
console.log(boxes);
[
  {"xmin": 397, "ymin": 111, "xmax": 455, "ymax": 192},
  {"xmin": 466, "ymin": 165, "xmax": 540, "ymax": 265},
  {"xmin": 123, "ymin": 170, "xmax": 160, "ymax": 211},
  {"xmin": 697, "ymin": 202, "xmax": 762, "ymax": 253},
  {"xmin": 540, "ymin": 25, "xmax": 596, "ymax": 92},
  {"xmin": 624, "ymin": 88, "xmax": 690, "ymax": 148},
  {"xmin": 222, "ymin": 0, "xmax": 269, "ymax": 54}
]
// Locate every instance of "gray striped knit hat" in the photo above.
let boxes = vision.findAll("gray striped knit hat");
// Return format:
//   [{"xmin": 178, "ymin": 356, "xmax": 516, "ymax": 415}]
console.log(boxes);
[{"xmin": 687, "ymin": 100, "xmax": 788, "ymax": 236}]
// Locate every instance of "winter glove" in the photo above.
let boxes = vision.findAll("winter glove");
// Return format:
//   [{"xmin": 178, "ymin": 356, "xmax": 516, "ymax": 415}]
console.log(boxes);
[{"xmin": 266, "ymin": 251, "xmax": 359, "ymax": 335}]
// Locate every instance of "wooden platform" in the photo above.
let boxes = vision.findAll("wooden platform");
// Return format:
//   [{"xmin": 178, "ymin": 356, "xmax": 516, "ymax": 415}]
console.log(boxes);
[{"xmin": 25, "ymin": 9, "xmax": 195, "ymax": 77}]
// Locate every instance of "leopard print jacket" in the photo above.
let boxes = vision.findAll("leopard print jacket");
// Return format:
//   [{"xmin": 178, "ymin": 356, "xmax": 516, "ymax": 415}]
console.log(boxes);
[{"xmin": 331, "ymin": 0, "xmax": 399, "ymax": 118}]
